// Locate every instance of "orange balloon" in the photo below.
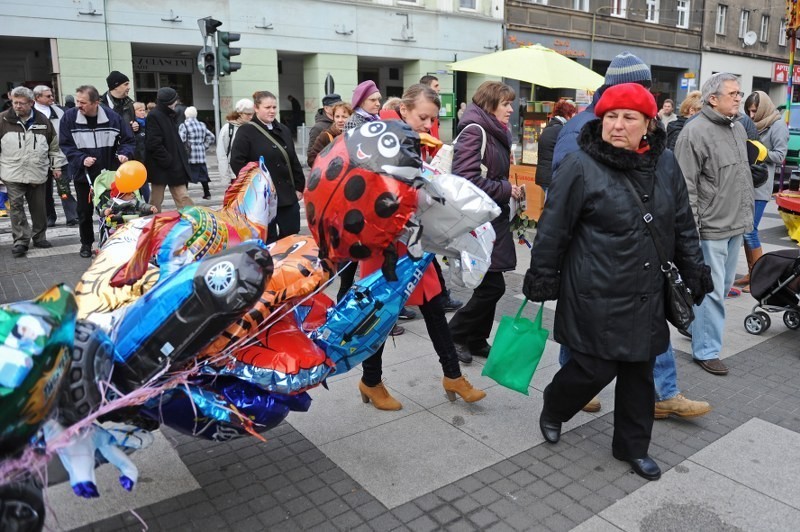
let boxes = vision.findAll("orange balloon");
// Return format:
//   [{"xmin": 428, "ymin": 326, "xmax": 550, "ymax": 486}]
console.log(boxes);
[{"xmin": 115, "ymin": 161, "xmax": 147, "ymax": 193}]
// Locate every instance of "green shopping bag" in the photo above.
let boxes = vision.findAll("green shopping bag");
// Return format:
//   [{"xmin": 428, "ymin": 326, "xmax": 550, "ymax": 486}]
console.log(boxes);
[{"xmin": 481, "ymin": 300, "xmax": 549, "ymax": 395}]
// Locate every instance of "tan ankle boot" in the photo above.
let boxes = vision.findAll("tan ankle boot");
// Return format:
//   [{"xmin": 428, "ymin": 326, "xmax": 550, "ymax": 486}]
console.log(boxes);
[
  {"xmin": 359, "ymin": 381, "xmax": 402, "ymax": 410},
  {"xmin": 581, "ymin": 396, "xmax": 601, "ymax": 413},
  {"xmin": 443, "ymin": 376, "xmax": 486, "ymax": 403}
]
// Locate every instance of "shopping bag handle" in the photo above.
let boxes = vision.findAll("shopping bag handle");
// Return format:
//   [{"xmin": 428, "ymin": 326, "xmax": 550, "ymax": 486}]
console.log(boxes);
[{"xmin": 516, "ymin": 299, "xmax": 544, "ymax": 327}]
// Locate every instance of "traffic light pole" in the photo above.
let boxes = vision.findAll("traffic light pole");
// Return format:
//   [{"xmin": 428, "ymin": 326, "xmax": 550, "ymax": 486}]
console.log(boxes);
[{"xmin": 212, "ymin": 71, "xmax": 220, "ymax": 136}]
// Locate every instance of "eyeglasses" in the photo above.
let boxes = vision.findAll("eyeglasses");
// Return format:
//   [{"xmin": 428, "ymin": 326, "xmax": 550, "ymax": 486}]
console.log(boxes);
[{"xmin": 717, "ymin": 90, "xmax": 744, "ymax": 99}]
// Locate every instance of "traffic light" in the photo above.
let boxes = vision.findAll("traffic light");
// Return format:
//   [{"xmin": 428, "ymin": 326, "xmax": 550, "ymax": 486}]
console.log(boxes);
[
  {"xmin": 198, "ymin": 46, "xmax": 216, "ymax": 84},
  {"xmin": 198, "ymin": 17, "xmax": 222, "ymax": 40},
  {"xmin": 218, "ymin": 31, "xmax": 242, "ymax": 76}
]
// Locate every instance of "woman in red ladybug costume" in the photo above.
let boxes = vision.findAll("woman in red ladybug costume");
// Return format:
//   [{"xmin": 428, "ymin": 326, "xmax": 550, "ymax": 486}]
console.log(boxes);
[{"xmin": 356, "ymin": 83, "xmax": 487, "ymax": 410}]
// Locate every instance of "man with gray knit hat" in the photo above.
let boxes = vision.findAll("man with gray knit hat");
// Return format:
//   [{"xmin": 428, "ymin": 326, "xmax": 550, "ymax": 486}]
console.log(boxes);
[
  {"xmin": 548, "ymin": 51, "xmax": 713, "ymax": 421},
  {"xmin": 552, "ymin": 51, "xmax": 652, "ymax": 170},
  {"xmin": 307, "ymin": 93, "xmax": 342, "ymax": 155}
]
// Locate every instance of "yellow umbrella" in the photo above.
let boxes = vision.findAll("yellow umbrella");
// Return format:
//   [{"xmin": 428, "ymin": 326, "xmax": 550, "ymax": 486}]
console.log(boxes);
[{"xmin": 449, "ymin": 44, "xmax": 604, "ymax": 91}]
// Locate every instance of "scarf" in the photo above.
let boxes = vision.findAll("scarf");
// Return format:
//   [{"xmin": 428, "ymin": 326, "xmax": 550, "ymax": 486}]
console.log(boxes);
[
  {"xmin": 751, "ymin": 90, "xmax": 782, "ymax": 132},
  {"xmin": 355, "ymin": 107, "xmax": 379, "ymax": 122}
]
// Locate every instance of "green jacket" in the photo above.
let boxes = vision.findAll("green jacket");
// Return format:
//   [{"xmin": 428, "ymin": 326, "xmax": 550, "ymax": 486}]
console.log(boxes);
[{"xmin": 674, "ymin": 105, "xmax": 753, "ymax": 240}]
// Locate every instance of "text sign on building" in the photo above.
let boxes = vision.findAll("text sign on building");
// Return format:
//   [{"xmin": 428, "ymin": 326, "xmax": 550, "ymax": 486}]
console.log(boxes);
[
  {"xmin": 773, "ymin": 63, "xmax": 800, "ymax": 84},
  {"xmin": 133, "ymin": 56, "xmax": 194, "ymax": 74}
]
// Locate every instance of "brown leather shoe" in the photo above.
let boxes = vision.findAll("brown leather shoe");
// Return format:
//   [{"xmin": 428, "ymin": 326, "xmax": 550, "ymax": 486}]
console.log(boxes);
[
  {"xmin": 654, "ymin": 393, "xmax": 712, "ymax": 419},
  {"xmin": 443, "ymin": 375, "xmax": 486, "ymax": 403},
  {"xmin": 694, "ymin": 358, "xmax": 729, "ymax": 376},
  {"xmin": 581, "ymin": 395, "xmax": 601, "ymax": 413},
  {"xmin": 358, "ymin": 381, "xmax": 402, "ymax": 410}
]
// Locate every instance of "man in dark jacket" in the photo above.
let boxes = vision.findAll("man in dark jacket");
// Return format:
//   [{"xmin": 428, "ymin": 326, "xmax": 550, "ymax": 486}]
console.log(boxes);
[
  {"xmin": 144, "ymin": 87, "xmax": 193, "ymax": 212},
  {"xmin": 306, "ymin": 93, "xmax": 341, "ymax": 156},
  {"xmin": 101, "ymin": 71, "xmax": 139, "ymax": 138},
  {"xmin": 547, "ymin": 52, "xmax": 712, "ymax": 420},
  {"xmin": 59, "ymin": 85, "xmax": 135, "ymax": 257}
]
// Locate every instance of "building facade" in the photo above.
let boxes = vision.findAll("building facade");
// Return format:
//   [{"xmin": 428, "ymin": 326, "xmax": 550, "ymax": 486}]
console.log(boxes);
[{"xmin": 0, "ymin": 0, "xmax": 504, "ymax": 138}]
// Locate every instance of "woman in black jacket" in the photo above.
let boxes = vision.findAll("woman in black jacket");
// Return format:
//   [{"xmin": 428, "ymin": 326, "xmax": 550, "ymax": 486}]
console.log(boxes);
[
  {"xmin": 230, "ymin": 90, "xmax": 305, "ymax": 243},
  {"xmin": 144, "ymin": 87, "xmax": 193, "ymax": 212},
  {"xmin": 447, "ymin": 81, "xmax": 524, "ymax": 364},
  {"xmin": 523, "ymin": 83, "xmax": 712, "ymax": 481},
  {"xmin": 535, "ymin": 99, "xmax": 577, "ymax": 191},
  {"xmin": 666, "ymin": 90, "xmax": 702, "ymax": 151}
]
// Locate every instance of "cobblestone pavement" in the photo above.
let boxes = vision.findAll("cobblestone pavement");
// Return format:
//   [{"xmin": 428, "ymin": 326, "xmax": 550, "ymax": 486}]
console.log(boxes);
[{"xmin": 3, "ymin": 159, "xmax": 800, "ymax": 530}]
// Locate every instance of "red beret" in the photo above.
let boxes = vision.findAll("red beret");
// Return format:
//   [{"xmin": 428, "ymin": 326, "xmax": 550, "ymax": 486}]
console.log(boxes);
[{"xmin": 595, "ymin": 83, "xmax": 657, "ymax": 119}]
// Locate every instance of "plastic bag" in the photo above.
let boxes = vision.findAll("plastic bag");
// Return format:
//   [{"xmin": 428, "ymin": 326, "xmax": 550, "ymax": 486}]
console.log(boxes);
[
  {"xmin": 481, "ymin": 300, "xmax": 548, "ymax": 395},
  {"xmin": 446, "ymin": 222, "xmax": 495, "ymax": 289}
]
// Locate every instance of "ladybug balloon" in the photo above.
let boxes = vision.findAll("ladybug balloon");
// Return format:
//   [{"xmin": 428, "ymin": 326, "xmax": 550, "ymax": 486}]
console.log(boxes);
[{"xmin": 305, "ymin": 121, "xmax": 422, "ymax": 274}]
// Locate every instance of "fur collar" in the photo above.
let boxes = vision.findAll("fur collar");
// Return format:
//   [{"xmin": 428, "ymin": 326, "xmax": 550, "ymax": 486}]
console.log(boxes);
[{"xmin": 578, "ymin": 119, "xmax": 666, "ymax": 171}]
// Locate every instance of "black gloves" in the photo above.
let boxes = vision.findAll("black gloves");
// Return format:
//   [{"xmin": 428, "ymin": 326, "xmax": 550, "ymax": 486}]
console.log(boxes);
[
  {"xmin": 683, "ymin": 265, "xmax": 714, "ymax": 306},
  {"xmin": 522, "ymin": 270, "xmax": 560, "ymax": 302}
]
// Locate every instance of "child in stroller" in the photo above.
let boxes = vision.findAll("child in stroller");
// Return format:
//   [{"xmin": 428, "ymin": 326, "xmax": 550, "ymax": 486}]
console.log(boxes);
[
  {"xmin": 743, "ymin": 249, "xmax": 800, "ymax": 334},
  {"xmin": 93, "ymin": 169, "xmax": 157, "ymax": 246}
]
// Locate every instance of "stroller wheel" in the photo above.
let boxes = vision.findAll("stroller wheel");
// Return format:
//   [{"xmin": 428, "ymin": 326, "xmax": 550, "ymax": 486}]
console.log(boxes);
[
  {"xmin": 756, "ymin": 311, "xmax": 771, "ymax": 332},
  {"xmin": 744, "ymin": 313, "xmax": 766, "ymax": 335},
  {"xmin": 783, "ymin": 310, "xmax": 800, "ymax": 330}
]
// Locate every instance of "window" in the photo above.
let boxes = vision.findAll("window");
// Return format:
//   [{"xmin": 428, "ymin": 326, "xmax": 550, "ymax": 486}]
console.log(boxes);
[
  {"xmin": 611, "ymin": 0, "xmax": 626, "ymax": 18},
  {"xmin": 646, "ymin": 0, "xmax": 659, "ymax": 23},
  {"xmin": 459, "ymin": 0, "xmax": 477, "ymax": 9},
  {"xmin": 780, "ymin": 19, "xmax": 787, "ymax": 46},
  {"xmin": 739, "ymin": 10, "xmax": 750, "ymax": 39},
  {"xmin": 760, "ymin": 15, "xmax": 769, "ymax": 42},
  {"xmin": 676, "ymin": 0, "xmax": 690, "ymax": 29},
  {"xmin": 531, "ymin": 0, "xmax": 548, "ymax": 4},
  {"xmin": 573, "ymin": 0, "xmax": 589, "ymax": 11},
  {"xmin": 716, "ymin": 5, "xmax": 727, "ymax": 35}
]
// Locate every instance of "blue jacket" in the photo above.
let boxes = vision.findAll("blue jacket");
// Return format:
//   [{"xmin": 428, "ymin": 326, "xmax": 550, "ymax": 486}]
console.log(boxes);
[
  {"xmin": 551, "ymin": 91, "xmax": 602, "ymax": 173},
  {"xmin": 59, "ymin": 104, "xmax": 135, "ymax": 181}
]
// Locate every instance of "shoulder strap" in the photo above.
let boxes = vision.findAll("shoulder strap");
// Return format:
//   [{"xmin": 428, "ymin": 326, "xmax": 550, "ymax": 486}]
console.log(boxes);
[
  {"xmin": 225, "ymin": 123, "xmax": 235, "ymax": 158},
  {"xmin": 455, "ymin": 123, "xmax": 487, "ymax": 160},
  {"xmin": 619, "ymin": 175, "xmax": 671, "ymax": 269},
  {"xmin": 245, "ymin": 121, "xmax": 294, "ymax": 183}
]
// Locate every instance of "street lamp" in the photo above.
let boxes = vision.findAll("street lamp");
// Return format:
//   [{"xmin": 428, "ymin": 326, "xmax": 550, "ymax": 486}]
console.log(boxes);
[{"xmin": 590, "ymin": 5, "xmax": 616, "ymax": 71}]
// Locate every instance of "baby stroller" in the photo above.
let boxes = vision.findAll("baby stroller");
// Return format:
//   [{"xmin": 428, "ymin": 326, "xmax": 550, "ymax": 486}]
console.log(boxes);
[
  {"xmin": 90, "ymin": 169, "xmax": 149, "ymax": 247},
  {"xmin": 743, "ymin": 249, "xmax": 800, "ymax": 334}
]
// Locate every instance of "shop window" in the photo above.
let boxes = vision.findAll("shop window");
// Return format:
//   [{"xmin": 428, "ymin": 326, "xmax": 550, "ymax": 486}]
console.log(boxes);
[
  {"xmin": 739, "ymin": 10, "xmax": 750, "ymax": 39},
  {"xmin": 676, "ymin": 0, "xmax": 690, "ymax": 29},
  {"xmin": 779, "ymin": 19, "xmax": 787, "ymax": 46},
  {"xmin": 760, "ymin": 15, "xmax": 769, "ymax": 42},
  {"xmin": 611, "ymin": 0, "xmax": 626, "ymax": 18},
  {"xmin": 716, "ymin": 5, "xmax": 727, "ymax": 35},
  {"xmin": 646, "ymin": 0, "xmax": 659, "ymax": 24}
]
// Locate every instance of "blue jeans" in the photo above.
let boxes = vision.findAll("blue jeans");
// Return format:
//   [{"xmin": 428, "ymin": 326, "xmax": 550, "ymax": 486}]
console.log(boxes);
[
  {"xmin": 689, "ymin": 235, "xmax": 743, "ymax": 361},
  {"xmin": 742, "ymin": 200, "xmax": 767, "ymax": 249},
  {"xmin": 558, "ymin": 343, "xmax": 680, "ymax": 401}
]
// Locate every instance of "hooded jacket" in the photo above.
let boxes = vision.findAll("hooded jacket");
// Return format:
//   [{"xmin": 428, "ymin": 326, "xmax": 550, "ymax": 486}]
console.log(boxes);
[
  {"xmin": 452, "ymin": 103, "xmax": 515, "ymax": 272},
  {"xmin": 0, "ymin": 108, "xmax": 65, "ymax": 184},
  {"xmin": 307, "ymin": 109, "xmax": 333, "ymax": 152},
  {"xmin": 527, "ymin": 122, "xmax": 704, "ymax": 361},
  {"xmin": 674, "ymin": 105, "xmax": 754, "ymax": 239}
]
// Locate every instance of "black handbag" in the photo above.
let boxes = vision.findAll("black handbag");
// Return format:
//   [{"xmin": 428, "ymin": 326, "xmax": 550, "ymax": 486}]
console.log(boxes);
[{"xmin": 620, "ymin": 176, "xmax": 695, "ymax": 330}]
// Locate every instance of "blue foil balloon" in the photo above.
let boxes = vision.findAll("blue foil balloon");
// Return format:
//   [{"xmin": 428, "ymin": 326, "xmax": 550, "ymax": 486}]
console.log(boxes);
[{"xmin": 313, "ymin": 252, "xmax": 434, "ymax": 375}]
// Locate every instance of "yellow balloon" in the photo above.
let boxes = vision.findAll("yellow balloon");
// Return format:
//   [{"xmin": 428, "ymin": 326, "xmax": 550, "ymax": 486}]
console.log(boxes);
[{"xmin": 115, "ymin": 161, "xmax": 147, "ymax": 193}]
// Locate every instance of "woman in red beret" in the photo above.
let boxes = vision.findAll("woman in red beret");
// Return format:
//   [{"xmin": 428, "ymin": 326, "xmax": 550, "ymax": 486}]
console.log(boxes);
[{"xmin": 521, "ymin": 83, "xmax": 712, "ymax": 481}]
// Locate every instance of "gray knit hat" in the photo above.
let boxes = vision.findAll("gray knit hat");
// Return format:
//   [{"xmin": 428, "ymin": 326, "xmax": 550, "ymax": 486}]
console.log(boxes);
[{"xmin": 604, "ymin": 52, "xmax": 652, "ymax": 88}]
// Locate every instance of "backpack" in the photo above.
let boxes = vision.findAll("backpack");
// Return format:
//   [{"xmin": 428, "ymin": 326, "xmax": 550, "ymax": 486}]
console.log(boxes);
[{"xmin": 430, "ymin": 123, "xmax": 487, "ymax": 178}]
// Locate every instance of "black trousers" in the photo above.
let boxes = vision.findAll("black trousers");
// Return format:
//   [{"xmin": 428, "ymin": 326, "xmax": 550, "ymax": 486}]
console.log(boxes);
[
  {"xmin": 336, "ymin": 261, "xmax": 357, "ymax": 303},
  {"xmin": 543, "ymin": 348, "xmax": 656, "ymax": 459},
  {"xmin": 267, "ymin": 202, "xmax": 301, "ymax": 244},
  {"xmin": 362, "ymin": 292, "xmax": 461, "ymax": 386},
  {"xmin": 448, "ymin": 271, "xmax": 505, "ymax": 347},
  {"xmin": 432, "ymin": 258, "xmax": 449, "ymax": 297},
  {"xmin": 73, "ymin": 177, "xmax": 96, "ymax": 246}
]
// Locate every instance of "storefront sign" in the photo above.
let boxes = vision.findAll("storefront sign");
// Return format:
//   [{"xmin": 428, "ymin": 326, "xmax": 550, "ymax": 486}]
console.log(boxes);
[
  {"xmin": 507, "ymin": 34, "xmax": 587, "ymax": 58},
  {"xmin": 133, "ymin": 56, "xmax": 194, "ymax": 74},
  {"xmin": 773, "ymin": 63, "xmax": 800, "ymax": 84}
]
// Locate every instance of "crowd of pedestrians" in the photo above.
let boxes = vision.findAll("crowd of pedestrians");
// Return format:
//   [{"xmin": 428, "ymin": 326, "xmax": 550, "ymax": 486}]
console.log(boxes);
[{"xmin": 1, "ymin": 52, "xmax": 785, "ymax": 485}]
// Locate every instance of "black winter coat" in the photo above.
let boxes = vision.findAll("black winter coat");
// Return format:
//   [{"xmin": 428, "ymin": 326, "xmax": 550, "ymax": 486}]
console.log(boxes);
[
  {"xmin": 144, "ymin": 103, "xmax": 191, "ymax": 186},
  {"xmin": 535, "ymin": 117, "xmax": 566, "ymax": 188},
  {"xmin": 452, "ymin": 104, "xmax": 515, "ymax": 272},
  {"xmin": 229, "ymin": 118, "xmax": 305, "ymax": 207},
  {"xmin": 666, "ymin": 116, "xmax": 687, "ymax": 151},
  {"xmin": 527, "ymin": 121, "xmax": 705, "ymax": 361}
]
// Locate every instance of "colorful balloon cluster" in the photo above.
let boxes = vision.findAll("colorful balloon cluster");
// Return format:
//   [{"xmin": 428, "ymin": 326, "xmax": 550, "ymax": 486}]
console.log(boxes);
[{"xmin": 0, "ymin": 121, "xmax": 500, "ymax": 520}]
